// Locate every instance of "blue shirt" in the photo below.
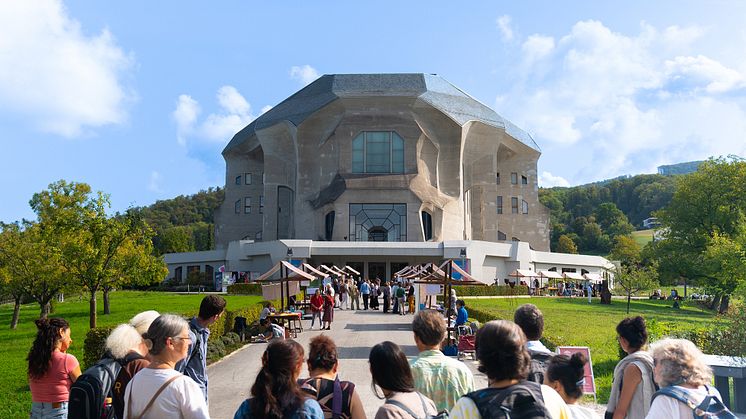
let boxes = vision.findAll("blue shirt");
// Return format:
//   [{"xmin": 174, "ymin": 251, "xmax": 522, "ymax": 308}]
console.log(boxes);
[
  {"xmin": 360, "ymin": 282, "xmax": 370, "ymax": 295},
  {"xmin": 456, "ymin": 307, "xmax": 468, "ymax": 326},
  {"xmin": 175, "ymin": 317, "xmax": 210, "ymax": 402},
  {"xmin": 233, "ymin": 398, "xmax": 323, "ymax": 419}
]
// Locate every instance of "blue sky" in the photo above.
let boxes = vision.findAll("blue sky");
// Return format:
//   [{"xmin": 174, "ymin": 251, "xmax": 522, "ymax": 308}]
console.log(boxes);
[{"xmin": 2, "ymin": 1, "xmax": 746, "ymax": 223}]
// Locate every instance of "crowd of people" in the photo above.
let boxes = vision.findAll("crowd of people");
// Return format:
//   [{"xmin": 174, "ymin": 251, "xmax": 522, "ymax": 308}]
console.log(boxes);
[{"xmin": 27, "ymin": 294, "xmax": 735, "ymax": 419}]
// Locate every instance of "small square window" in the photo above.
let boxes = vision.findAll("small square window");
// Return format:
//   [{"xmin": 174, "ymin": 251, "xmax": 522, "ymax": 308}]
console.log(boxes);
[
  {"xmin": 511, "ymin": 197, "xmax": 519, "ymax": 214},
  {"xmin": 497, "ymin": 196, "xmax": 503, "ymax": 214},
  {"xmin": 496, "ymin": 173, "xmax": 501, "ymax": 185},
  {"xmin": 244, "ymin": 173, "xmax": 252, "ymax": 185},
  {"xmin": 234, "ymin": 199, "xmax": 241, "ymax": 214},
  {"xmin": 511, "ymin": 172, "xmax": 518, "ymax": 184},
  {"xmin": 521, "ymin": 175, "xmax": 528, "ymax": 185},
  {"xmin": 235, "ymin": 175, "xmax": 241, "ymax": 185},
  {"xmin": 244, "ymin": 197, "xmax": 251, "ymax": 214}
]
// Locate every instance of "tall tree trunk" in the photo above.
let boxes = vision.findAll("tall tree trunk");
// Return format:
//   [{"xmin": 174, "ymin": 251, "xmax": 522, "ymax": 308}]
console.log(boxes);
[
  {"xmin": 10, "ymin": 296, "xmax": 21, "ymax": 329},
  {"xmin": 718, "ymin": 295, "xmax": 730, "ymax": 314},
  {"xmin": 103, "ymin": 287, "xmax": 111, "ymax": 315},
  {"xmin": 89, "ymin": 291, "xmax": 97, "ymax": 329},
  {"xmin": 627, "ymin": 293, "xmax": 631, "ymax": 314},
  {"xmin": 40, "ymin": 300, "xmax": 51, "ymax": 318},
  {"xmin": 709, "ymin": 294, "xmax": 722, "ymax": 311}
]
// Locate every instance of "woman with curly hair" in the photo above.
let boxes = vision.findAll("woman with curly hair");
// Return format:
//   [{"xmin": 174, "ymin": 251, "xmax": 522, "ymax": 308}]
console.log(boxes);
[
  {"xmin": 27, "ymin": 317, "xmax": 81, "ymax": 419},
  {"xmin": 606, "ymin": 316, "xmax": 656, "ymax": 419},
  {"xmin": 234, "ymin": 339, "xmax": 323, "ymax": 419},
  {"xmin": 646, "ymin": 339, "xmax": 732, "ymax": 418}
]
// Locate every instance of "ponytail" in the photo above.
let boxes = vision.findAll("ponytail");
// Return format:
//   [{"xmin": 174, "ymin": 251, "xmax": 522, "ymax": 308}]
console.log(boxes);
[
  {"xmin": 27, "ymin": 317, "xmax": 69, "ymax": 379},
  {"xmin": 249, "ymin": 340, "xmax": 307, "ymax": 419}
]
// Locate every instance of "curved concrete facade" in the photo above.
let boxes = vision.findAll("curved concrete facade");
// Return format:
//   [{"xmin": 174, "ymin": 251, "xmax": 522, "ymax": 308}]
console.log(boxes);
[{"xmin": 215, "ymin": 74, "xmax": 550, "ymax": 251}]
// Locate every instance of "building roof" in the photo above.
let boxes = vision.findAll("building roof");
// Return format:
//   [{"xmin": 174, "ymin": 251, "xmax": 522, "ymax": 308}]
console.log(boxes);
[{"xmin": 222, "ymin": 73, "xmax": 539, "ymax": 154}]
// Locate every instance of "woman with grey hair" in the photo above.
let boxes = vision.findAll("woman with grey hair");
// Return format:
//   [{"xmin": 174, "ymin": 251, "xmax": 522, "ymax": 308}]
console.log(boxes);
[
  {"xmin": 645, "ymin": 338, "xmax": 733, "ymax": 418},
  {"xmin": 123, "ymin": 314, "xmax": 209, "ymax": 418},
  {"xmin": 104, "ymin": 324, "xmax": 150, "ymax": 419}
]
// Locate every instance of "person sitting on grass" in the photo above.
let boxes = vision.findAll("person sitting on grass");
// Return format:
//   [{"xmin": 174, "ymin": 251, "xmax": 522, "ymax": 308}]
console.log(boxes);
[{"xmin": 546, "ymin": 352, "xmax": 598, "ymax": 419}]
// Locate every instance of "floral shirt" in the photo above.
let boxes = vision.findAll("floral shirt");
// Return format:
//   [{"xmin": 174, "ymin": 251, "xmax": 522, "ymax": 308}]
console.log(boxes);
[{"xmin": 410, "ymin": 350, "xmax": 475, "ymax": 412}]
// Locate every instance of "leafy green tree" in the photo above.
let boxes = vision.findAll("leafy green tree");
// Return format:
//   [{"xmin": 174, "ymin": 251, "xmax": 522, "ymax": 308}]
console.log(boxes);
[
  {"xmin": 158, "ymin": 226, "xmax": 195, "ymax": 253},
  {"xmin": 557, "ymin": 234, "xmax": 578, "ymax": 254},
  {"xmin": 616, "ymin": 265, "xmax": 659, "ymax": 314},
  {"xmin": 0, "ymin": 253, "xmax": 26, "ymax": 329},
  {"xmin": 609, "ymin": 235, "xmax": 642, "ymax": 266},
  {"xmin": 30, "ymin": 180, "xmax": 167, "ymax": 328},
  {"xmin": 652, "ymin": 158, "xmax": 746, "ymax": 312}
]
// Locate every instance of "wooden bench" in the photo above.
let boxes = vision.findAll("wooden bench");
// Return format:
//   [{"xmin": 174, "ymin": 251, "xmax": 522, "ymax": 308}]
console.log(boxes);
[{"xmin": 703, "ymin": 354, "xmax": 746, "ymax": 413}]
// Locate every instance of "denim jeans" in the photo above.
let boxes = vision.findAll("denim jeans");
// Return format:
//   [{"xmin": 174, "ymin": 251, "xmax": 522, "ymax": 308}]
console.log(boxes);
[{"xmin": 30, "ymin": 401, "xmax": 68, "ymax": 419}]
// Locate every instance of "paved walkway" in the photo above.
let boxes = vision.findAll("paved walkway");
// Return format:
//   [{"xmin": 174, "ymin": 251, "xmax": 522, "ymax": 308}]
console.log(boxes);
[{"xmin": 207, "ymin": 308, "xmax": 488, "ymax": 419}]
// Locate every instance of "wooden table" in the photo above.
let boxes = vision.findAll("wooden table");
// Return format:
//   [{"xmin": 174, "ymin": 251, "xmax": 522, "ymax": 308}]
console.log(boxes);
[{"xmin": 267, "ymin": 312, "xmax": 303, "ymax": 337}]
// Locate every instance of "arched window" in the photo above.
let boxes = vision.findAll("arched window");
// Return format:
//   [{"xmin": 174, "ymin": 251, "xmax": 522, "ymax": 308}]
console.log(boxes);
[
  {"xmin": 352, "ymin": 131, "xmax": 404, "ymax": 174},
  {"xmin": 421, "ymin": 211, "xmax": 433, "ymax": 241},
  {"xmin": 325, "ymin": 211, "xmax": 335, "ymax": 241}
]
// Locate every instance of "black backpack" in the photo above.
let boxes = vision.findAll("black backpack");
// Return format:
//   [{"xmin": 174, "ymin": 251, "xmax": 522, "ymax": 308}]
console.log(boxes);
[
  {"xmin": 68, "ymin": 357, "xmax": 123, "ymax": 419},
  {"xmin": 526, "ymin": 350, "xmax": 554, "ymax": 384},
  {"xmin": 465, "ymin": 381, "xmax": 551, "ymax": 419}
]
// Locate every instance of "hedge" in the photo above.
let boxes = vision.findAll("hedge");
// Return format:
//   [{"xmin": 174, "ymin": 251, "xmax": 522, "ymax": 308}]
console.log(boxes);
[
  {"xmin": 466, "ymin": 306, "xmax": 558, "ymax": 350},
  {"xmin": 452, "ymin": 284, "xmax": 530, "ymax": 297},
  {"xmin": 83, "ymin": 299, "xmax": 274, "ymax": 368},
  {"xmin": 227, "ymin": 283, "xmax": 263, "ymax": 295}
]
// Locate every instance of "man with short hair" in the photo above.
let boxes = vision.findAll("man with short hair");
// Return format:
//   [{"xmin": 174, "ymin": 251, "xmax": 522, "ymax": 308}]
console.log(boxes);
[
  {"xmin": 176, "ymin": 295, "xmax": 226, "ymax": 403},
  {"xmin": 513, "ymin": 303, "xmax": 553, "ymax": 384},
  {"xmin": 410, "ymin": 310, "xmax": 475, "ymax": 412}
]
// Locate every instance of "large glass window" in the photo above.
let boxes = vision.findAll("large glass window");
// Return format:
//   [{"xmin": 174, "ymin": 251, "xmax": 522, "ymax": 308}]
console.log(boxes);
[
  {"xmin": 349, "ymin": 204, "xmax": 407, "ymax": 241},
  {"xmin": 352, "ymin": 131, "xmax": 404, "ymax": 174},
  {"xmin": 421, "ymin": 211, "xmax": 433, "ymax": 241}
]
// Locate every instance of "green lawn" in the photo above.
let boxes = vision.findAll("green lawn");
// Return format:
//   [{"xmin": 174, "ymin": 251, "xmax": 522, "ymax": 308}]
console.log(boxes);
[
  {"xmin": 631, "ymin": 229, "xmax": 655, "ymax": 247},
  {"xmin": 465, "ymin": 297, "xmax": 719, "ymax": 403},
  {"xmin": 0, "ymin": 291, "xmax": 262, "ymax": 419}
]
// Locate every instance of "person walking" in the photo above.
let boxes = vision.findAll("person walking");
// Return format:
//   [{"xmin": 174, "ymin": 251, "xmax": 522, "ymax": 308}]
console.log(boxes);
[
  {"xmin": 233, "ymin": 340, "xmax": 323, "ymax": 419},
  {"xmin": 349, "ymin": 279, "xmax": 360, "ymax": 311},
  {"xmin": 299, "ymin": 335, "xmax": 367, "ymax": 419},
  {"xmin": 410, "ymin": 310, "xmax": 475, "ymax": 412},
  {"xmin": 361, "ymin": 280, "xmax": 371, "ymax": 310},
  {"xmin": 28, "ymin": 317, "xmax": 81, "ymax": 419},
  {"xmin": 449, "ymin": 320, "xmax": 569, "ymax": 419},
  {"xmin": 606, "ymin": 316, "xmax": 655, "ymax": 419},
  {"xmin": 310, "ymin": 289, "xmax": 324, "ymax": 330},
  {"xmin": 369, "ymin": 341, "xmax": 438, "ymax": 419},
  {"xmin": 175, "ymin": 295, "xmax": 226, "ymax": 404},
  {"xmin": 340, "ymin": 279, "xmax": 349, "ymax": 310},
  {"xmin": 124, "ymin": 314, "xmax": 209, "ymax": 418},
  {"xmin": 381, "ymin": 281, "xmax": 391, "ymax": 313},
  {"xmin": 546, "ymin": 353, "xmax": 599, "ymax": 419},
  {"xmin": 322, "ymin": 289, "xmax": 335, "ymax": 330}
]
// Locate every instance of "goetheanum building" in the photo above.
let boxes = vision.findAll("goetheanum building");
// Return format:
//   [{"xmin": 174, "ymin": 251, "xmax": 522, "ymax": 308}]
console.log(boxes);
[{"xmin": 165, "ymin": 74, "xmax": 614, "ymax": 284}]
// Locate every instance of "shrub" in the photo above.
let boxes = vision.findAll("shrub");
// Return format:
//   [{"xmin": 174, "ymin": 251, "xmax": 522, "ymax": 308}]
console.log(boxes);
[
  {"xmin": 221, "ymin": 335, "xmax": 236, "ymax": 346},
  {"xmin": 227, "ymin": 283, "xmax": 263, "ymax": 295},
  {"xmin": 453, "ymin": 285, "xmax": 530, "ymax": 296},
  {"xmin": 224, "ymin": 332, "xmax": 241, "ymax": 343},
  {"xmin": 207, "ymin": 339, "xmax": 225, "ymax": 360}
]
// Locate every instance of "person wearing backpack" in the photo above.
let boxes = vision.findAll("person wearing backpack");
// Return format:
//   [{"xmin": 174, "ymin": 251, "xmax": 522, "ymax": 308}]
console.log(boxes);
[
  {"xmin": 175, "ymin": 294, "xmax": 226, "ymax": 404},
  {"xmin": 514, "ymin": 304, "xmax": 554, "ymax": 384},
  {"xmin": 299, "ymin": 335, "xmax": 366, "ymax": 419},
  {"xmin": 369, "ymin": 341, "xmax": 439, "ymax": 419},
  {"xmin": 646, "ymin": 338, "xmax": 735, "ymax": 419},
  {"xmin": 449, "ymin": 320, "xmax": 569, "ymax": 419}
]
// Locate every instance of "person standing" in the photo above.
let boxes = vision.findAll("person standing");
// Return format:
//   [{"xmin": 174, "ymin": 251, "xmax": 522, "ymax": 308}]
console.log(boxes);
[
  {"xmin": 606, "ymin": 316, "xmax": 655, "ymax": 419},
  {"xmin": 340, "ymin": 279, "xmax": 349, "ymax": 310},
  {"xmin": 391, "ymin": 282, "xmax": 400, "ymax": 314},
  {"xmin": 370, "ymin": 280, "xmax": 380, "ymax": 310},
  {"xmin": 361, "ymin": 279, "xmax": 371, "ymax": 310},
  {"xmin": 175, "ymin": 295, "xmax": 226, "ymax": 404},
  {"xmin": 410, "ymin": 310, "xmax": 475, "ymax": 412},
  {"xmin": 322, "ymin": 290, "xmax": 335, "ymax": 330},
  {"xmin": 28, "ymin": 318, "xmax": 81, "ymax": 419},
  {"xmin": 514, "ymin": 303, "xmax": 554, "ymax": 384},
  {"xmin": 407, "ymin": 282, "xmax": 416, "ymax": 314},
  {"xmin": 395, "ymin": 283, "xmax": 406, "ymax": 316},
  {"xmin": 310, "ymin": 289, "xmax": 324, "ymax": 330},
  {"xmin": 349, "ymin": 279, "xmax": 360, "ymax": 311},
  {"xmin": 381, "ymin": 281, "xmax": 392, "ymax": 313}
]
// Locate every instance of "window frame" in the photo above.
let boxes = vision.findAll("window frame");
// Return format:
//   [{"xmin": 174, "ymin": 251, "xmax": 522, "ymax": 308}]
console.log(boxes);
[
  {"xmin": 511, "ymin": 172, "xmax": 518, "ymax": 185},
  {"xmin": 351, "ymin": 131, "xmax": 405, "ymax": 174},
  {"xmin": 235, "ymin": 175, "xmax": 241, "ymax": 185},
  {"xmin": 244, "ymin": 173, "xmax": 252, "ymax": 185},
  {"xmin": 511, "ymin": 197, "xmax": 519, "ymax": 214},
  {"xmin": 234, "ymin": 199, "xmax": 241, "ymax": 214},
  {"xmin": 244, "ymin": 197, "xmax": 251, "ymax": 214},
  {"xmin": 496, "ymin": 172, "xmax": 501, "ymax": 185},
  {"xmin": 521, "ymin": 199, "xmax": 529, "ymax": 214},
  {"xmin": 259, "ymin": 195, "xmax": 264, "ymax": 214},
  {"xmin": 497, "ymin": 196, "xmax": 503, "ymax": 214},
  {"xmin": 521, "ymin": 175, "xmax": 528, "ymax": 185}
]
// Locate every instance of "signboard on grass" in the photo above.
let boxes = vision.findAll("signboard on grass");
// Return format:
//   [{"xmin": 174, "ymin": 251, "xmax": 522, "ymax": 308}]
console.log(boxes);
[{"xmin": 556, "ymin": 346, "xmax": 597, "ymax": 400}]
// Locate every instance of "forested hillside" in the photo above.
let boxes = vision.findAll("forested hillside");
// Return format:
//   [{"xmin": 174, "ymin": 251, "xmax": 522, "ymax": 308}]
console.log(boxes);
[
  {"xmin": 132, "ymin": 187, "xmax": 223, "ymax": 255},
  {"xmin": 540, "ymin": 174, "xmax": 676, "ymax": 253}
]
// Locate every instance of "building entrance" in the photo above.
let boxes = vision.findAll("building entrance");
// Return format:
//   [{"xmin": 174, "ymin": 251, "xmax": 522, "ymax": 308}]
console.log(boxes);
[{"xmin": 367, "ymin": 262, "xmax": 386, "ymax": 282}]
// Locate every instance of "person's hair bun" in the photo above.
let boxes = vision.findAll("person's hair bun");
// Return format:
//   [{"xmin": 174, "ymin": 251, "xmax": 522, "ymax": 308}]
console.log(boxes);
[
  {"xmin": 35, "ymin": 318, "xmax": 48, "ymax": 329},
  {"xmin": 632, "ymin": 316, "xmax": 646, "ymax": 327},
  {"xmin": 570, "ymin": 352, "xmax": 587, "ymax": 368}
]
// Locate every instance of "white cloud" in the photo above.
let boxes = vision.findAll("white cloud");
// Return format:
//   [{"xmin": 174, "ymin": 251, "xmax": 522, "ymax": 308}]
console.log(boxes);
[
  {"xmin": 148, "ymin": 171, "xmax": 163, "ymax": 193},
  {"xmin": 499, "ymin": 19, "xmax": 746, "ymax": 181},
  {"xmin": 290, "ymin": 65, "xmax": 320, "ymax": 85},
  {"xmin": 539, "ymin": 171, "xmax": 570, "ymax": 187},
  {"xmin": 172, "ymin": 86, "xmax": 256, "ymax": 145},
  {"xmin": 496, "ymin": 15, "xmax": 514, "ymax": 41},
  {"xmin": 260, "ymin": 105, "xmax": 273, "ymax": 114},
  {"xmin": 0, "ymin": 0, "xmax": 133, "ymax": 137}
]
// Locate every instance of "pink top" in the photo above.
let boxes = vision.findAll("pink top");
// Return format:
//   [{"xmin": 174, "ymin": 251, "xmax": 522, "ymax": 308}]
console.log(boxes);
[{"xmin": 29, "ymin": 350, "xmax": 79, "ymax": 402}]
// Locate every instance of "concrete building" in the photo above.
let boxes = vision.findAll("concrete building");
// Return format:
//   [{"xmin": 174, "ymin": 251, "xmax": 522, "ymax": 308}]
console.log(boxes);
[{"xmin": 165, "ymin": 74, "xmax": 614, "ymax": 284}]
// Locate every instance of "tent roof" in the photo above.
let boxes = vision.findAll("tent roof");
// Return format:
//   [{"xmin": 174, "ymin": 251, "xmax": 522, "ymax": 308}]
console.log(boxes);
[
  {"xmin": 538, "ymin": 270, "xmax": 563, "ymax": 279},
  {"xmin": 563, "ymin": 272, "xmax": 584, "ymax": 280},
  {"xmin": 343, "ymin": 265, "xmax": 360, "ymax": 275},
  {"xmin": 256, "ymin": 261, "xmax": 316, "ymax": 282},
  {"xmin": 583, "ymin": 273, "xmax": 604, "ymax": 283},
  {"xmin": 302, "ymin": 263, "xmax": 326, "ymax": 278},
  {"xmin": 510, "ymin": 269, "xmax": 538, "ymax": 278}
]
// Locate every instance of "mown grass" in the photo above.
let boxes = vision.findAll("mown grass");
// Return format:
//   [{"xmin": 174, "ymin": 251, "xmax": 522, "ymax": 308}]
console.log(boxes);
[
  {"xmin": 0, "ymin": 291, "xmax": 262, "ymax": 419},
  {"xmin": 465, "ymin": 297, "xmax": 719, "ymax": 403},
  {"xmin": 631, "ymin": 229, "xmax": 655, "ymax": 247}
]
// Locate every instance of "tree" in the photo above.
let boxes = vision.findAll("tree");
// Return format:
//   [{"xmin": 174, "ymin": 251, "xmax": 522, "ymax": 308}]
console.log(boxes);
[
  {"xmin": 557, "ymin": 235, "xmax": 578, "ymax": 254},
  {"xmin": 609, "ymin": 235, "xmax": 642, "ymax": 266},
  {"xmin": 652, "ymin": 157, "xmax": 746, "ymax": 312},
  {"xmin": 616, "ymin": 265, "xmax": 659, "ymax": 314},
  {"xmin": 0, "ymin": 256, "xmax": 25, "ymax": 329},
  {"xmin": 158, "ymin": 226, "xmax": 195, "ymax": 254},
  {"xmin": 0, "ymin": 223, "xmax": 70, "ymax": 320},
  {"xmin": 30, "ymin": 180, "xmax": 167, "ymax": 328}
]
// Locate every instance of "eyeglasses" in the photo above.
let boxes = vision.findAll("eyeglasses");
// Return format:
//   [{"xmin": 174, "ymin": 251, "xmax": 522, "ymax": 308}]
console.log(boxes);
[{"xmin": 172, "ymin": 335, "xmax": 192, "ymax": 343}]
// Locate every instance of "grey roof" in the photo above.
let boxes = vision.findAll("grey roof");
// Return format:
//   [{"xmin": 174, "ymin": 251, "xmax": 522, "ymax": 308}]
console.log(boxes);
[{"xmin": 223, "ymin": 73, "xmax": 539, "ymax": 154}]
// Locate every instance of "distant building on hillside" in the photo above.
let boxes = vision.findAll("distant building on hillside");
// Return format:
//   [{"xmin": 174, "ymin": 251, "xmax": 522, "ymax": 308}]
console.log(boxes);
[
  {"xmin": 657, "ymin": 161, "xmax": 703, "ymax": 176},
  {"xmin": 642, "ymin": 217, "xmax": 660, "ymax": 229}
]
